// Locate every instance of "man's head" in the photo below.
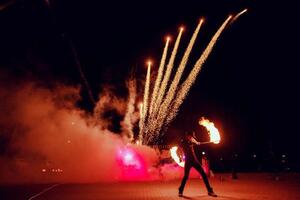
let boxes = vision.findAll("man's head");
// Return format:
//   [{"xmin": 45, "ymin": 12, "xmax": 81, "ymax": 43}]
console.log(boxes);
[{"xmin": 184, "ymin": 131, "xmax": 194, "ymax": 139}]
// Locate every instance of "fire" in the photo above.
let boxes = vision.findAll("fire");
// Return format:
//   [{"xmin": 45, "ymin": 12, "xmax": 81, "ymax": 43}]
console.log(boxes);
[
  {"xmin": 199, "ymin": 117, "xmax": 221, "ymax": 144},
  {"xmin": 170, "ymin": 146, "xmax": 185, "ymax": 167}
]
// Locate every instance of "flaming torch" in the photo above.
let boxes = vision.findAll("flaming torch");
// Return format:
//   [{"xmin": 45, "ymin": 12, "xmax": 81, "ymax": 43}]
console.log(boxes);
[
  {"xmin": 170, "ymin": 146, "xmax": 185, "ymax": 167},
  {"xmin": 170, "ymin": 118, "xmax": 221, "ymax": 167},
  {"xmin": 199, "ymin": 117, "xmax": 221, "ymax": 144}
]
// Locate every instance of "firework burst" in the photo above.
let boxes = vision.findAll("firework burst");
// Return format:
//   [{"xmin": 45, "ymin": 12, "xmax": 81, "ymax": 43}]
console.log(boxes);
[{"xmin": 138, "ymin": 12, "xmax": 246, "ymax": 144}]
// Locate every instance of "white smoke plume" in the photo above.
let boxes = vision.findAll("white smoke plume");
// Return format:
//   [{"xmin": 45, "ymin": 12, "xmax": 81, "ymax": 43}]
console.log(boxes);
[{"xmin": 121, "ymin": 78, "xmax": 138, "ymax": 141}]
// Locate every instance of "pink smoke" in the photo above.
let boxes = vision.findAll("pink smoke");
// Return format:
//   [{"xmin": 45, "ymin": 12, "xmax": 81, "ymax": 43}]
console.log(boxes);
[{"xmin": 0, "ymin": 74, "xmax": 190, "ymax": 184}]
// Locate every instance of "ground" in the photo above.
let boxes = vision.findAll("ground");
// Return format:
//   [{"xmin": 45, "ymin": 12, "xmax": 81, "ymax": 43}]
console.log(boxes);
[{"xmin": 1, "ymin": 173, "xmax": 300, "ymax": 200}]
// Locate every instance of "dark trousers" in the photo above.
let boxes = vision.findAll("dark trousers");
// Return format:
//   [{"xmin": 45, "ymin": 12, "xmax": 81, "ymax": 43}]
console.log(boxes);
[{"xmin": 179, "ymin": 160, "xmax": 213, "ymax": 193}]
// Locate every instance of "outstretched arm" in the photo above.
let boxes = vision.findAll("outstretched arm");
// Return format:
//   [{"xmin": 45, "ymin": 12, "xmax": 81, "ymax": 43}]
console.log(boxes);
[{"xmin": 190, "ymin": 137, "xmax": 201, "ymax": 145}]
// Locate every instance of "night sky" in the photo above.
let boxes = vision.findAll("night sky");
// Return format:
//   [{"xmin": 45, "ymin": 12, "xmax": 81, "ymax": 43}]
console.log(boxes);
[{"xmin": 0, "ymin": 0, "xmax": 299, "ymax": 167}]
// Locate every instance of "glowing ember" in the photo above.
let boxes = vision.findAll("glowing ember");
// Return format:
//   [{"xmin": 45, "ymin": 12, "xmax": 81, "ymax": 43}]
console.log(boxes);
[
  {"xmin": 170, "ymin": 146, "xmax": 185, "ymax": 167},
  {"xmin": 199, "ymin": 117, "xmax": 221, "ymax": 144}
]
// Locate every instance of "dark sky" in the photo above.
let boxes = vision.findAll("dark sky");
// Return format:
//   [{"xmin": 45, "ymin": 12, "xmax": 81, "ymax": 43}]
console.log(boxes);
[{"xmin": 0, "ymin": 0, "xmax": 299, "ymax": 163}]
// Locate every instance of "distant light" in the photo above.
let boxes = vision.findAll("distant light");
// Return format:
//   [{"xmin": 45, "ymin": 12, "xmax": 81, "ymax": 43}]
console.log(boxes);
[
  {"xmin": 220, "ymin": 157, "xmax": 223, "ymax": 161},
  {"xmin": 202, "ymin": 151, "xmax": 205, "ymax": 155},
  {"xmin": 67, "ymin": 140, "xmax": 71, "ymax": 144},
  {"xmin": 71, "ymin": 121, "xmax": 75, "ymax": 125},
  {"xmin": 42, "ymin": 169, "xmax": 46, "ymax": 172},
  {"xmin": 253, "ymin": 154, "xmax": 257, "ymax": 158},
  {"xmin": 166, "ymin": 36, "xmax": 171, "ymax": 42},
  {"xmin": 282, "ymin": 154, "xmax": 286, "ymax": 158}
]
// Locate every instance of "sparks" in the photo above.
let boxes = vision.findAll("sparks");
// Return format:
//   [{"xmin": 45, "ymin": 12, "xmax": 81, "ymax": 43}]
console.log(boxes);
[
  {"xmin": 149, "ymin": 38, "xmax": 170, "ymax": 115},
  {"xmin": 165, "ymin": 15, "xmax": 232, "ymax": 127},
  {"xmin": 139, "ymin": 62, "xmax": 151, "ymax": 142},
  {"xmin": 231, "ymin": 8, "xmax": 248, "ymax": 24},
  {"xmin": 152, "ymin": 28, "xmax": 183, "ymax": 120},
  {"xmin": 154, "ymin": 19, "xmax": 204, "ymax": 136},
  {"xmin": 139, "ymin": 14, "xmax": 238, "ymax": 144}
]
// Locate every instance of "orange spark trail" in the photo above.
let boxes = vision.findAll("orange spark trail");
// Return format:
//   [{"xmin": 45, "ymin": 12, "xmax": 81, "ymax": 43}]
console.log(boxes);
[
  {"xmin": 138, "ymin": 102, "xmax": 144, "ymax": 142},
  {"xmin": 149, "ymin": 38, "xmax": 170, "ymax": 115},
  {"xmin": 152, "ymin": 28, "xmax": 183, "ymax": 119},
  {"xmin": 231, "ymin": 8, "xmax": 248, "ymax": 24},
  {"xmin": 155, "ymin": 20, "xmax": 204, "ymax": 134},
  {"xmin": 139, "ymin": 62, "xmax": 151, "ymax": 142},
  {"xmin": 165, "ymin": 15, "xmax": 232, "ymax": 126}
]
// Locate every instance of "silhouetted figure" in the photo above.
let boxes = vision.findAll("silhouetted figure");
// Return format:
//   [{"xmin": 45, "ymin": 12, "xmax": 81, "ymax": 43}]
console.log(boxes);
[
  {"xmin": 267, "ymin": 142, "xmax": 279, "ymax": 180},
  {"xmin": 178, "ymin": 132, "xmax": 217, "ymax": 197},
  {"xmin": 231, "ymin": 153, "xmax": 238, "ymax": 179}
]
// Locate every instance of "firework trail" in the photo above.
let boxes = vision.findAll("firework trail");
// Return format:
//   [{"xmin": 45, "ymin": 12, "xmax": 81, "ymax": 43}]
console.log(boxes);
[
  {"xmin": 141, "ymin": 13, "xmax": 244, "ymax": 144},
  {"xmin": 139, "ymin": 62, "xmax": 151, "ymax": 142},
  {"xmin": 231, "ymin": 8, "xmax": 248, "ymax": 24},
  {"xmin": 165, "ymin": 15, "xmax": 233, "ymax": 126},
  {"xmin": 69, "ymin": 41, "xmax": 96, "ymax": 105},
  {"xmin": 138, "ymin": 102, "xmax": 144, "ymax": 142},
  {"xmin": 145, "ymin": 30, "xmax": 182, "ymax": 143},
  {"xmin": 149, "ymin": 38, "xmax": 171, "ymax": 115},
  {"xmin": 40, "ymin": 0, "xmax": 96, "ymax": 105},
  {"xmin": 122, "ymin": 79, "xmax": 137, "ymax": 141},
  {"xmin": 151, "ymin": 29, "xmax": 184, "ymax": 119},
  {"xmin": 143, "ymin": 62, "xmax": 152, "ymax": 119},
  {"xmin": 153, "ymin": 19, "xmax": 204, "ymax": 135}
]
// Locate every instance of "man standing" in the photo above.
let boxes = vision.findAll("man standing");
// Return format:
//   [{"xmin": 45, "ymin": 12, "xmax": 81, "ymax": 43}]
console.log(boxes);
[{"xmin": 178, "ymin": 131, "xmax": 217, "ymax": 197}]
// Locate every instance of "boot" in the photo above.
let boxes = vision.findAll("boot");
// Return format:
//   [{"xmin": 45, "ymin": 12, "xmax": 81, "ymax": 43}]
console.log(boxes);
[
  {"xmin": 208, "ymin": 189, "xmax": 217, "ymax": 197},
  {"xmin": 178, "ymin": 188, "xmax": 183, "ymax": 197}
]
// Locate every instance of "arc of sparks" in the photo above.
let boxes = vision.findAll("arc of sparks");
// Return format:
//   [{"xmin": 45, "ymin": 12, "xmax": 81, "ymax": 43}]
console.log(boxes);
[
  {"xmin": 153, "ymin": 19, "xmax": 204, "ymax": 136},
  {"xmin": 231, "ymin": 8, "xmax": 248, "ymax": 24},
  {"xmin": 140, "ymin": 12, "xmax": 245, "ymax": 144},
  {"xmin": 151, "ymin": 28, "xmax": 184, "ymax": 119},
  {"xmin": 165, "ymin": 15, "xmax": 233, "ymax": 127},
  {"xmin": 149, "ymin": 37, "xmax": 171, "ymax": 115},
  {"xmin": 138, "ymin": 62, "xmax": 151, "ymax": 142}
]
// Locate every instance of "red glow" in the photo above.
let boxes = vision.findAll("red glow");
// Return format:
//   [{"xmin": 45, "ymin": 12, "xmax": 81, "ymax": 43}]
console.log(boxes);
[{"xmin": 117, "ymin": 146, "xmax": 147, "ymax": 180}]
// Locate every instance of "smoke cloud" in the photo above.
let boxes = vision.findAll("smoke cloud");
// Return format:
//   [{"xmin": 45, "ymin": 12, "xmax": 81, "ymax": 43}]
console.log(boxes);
[
  {"xmin": 0, "ymin": 72, "xmax": 158, "ymax": 184},
  {"xmin": 0, "ymin": 72, "xmax": 199, "ymax": 184}
]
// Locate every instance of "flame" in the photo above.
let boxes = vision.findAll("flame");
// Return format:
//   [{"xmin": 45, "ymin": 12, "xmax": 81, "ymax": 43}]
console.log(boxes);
[
  {"xmin": 199, "ymin": 117, "xmax": 221, "ymax": 144},
  {"xmin": 170, "ymin": 146, "xmax": 185, "ymax": 167}
]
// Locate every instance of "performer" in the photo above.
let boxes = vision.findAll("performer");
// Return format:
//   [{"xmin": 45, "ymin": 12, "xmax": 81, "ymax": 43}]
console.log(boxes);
[{"xmin": 178, "ymin": 131, "xmax": 217, "ymax": 197}]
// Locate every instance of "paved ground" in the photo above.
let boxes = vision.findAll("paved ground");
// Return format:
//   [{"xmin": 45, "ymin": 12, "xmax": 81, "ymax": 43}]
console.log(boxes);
[{"xmin": 1, "ymin": 173, "xmax": 300, "ymax": 200}]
